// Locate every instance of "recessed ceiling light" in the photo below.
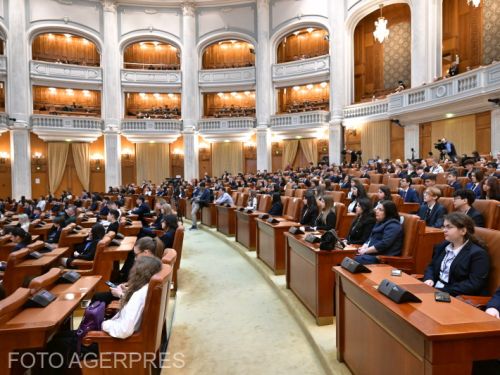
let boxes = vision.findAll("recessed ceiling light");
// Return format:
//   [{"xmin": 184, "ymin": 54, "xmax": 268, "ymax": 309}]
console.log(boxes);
[{"xmin": 445, "ymin": 113, "xmax": 454, "ymax": 118}]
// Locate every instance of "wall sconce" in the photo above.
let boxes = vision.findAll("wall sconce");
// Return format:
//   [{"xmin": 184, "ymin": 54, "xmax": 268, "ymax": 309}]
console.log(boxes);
[
  {"xmin": 32, "ymin": 151, "xmax": 47, "ymax": 172},
  {"xmin": 346, "ymin": 128, "xmax": 357, "ymax": 137},
  {"xmin": 0, "ymin": 151, "xmax": 10, "ymax": 164},
  {"xmin": 121, "ymin": 148, "xmax": 133, "ymax": 160},
  {"xmin": 199, "ymin": 142, "xmax": 210, "ymax": 151},
  {"xmin": 91, "ymin": 154, "xmax": 104, "ymax": 172},
  {"xmin": 244, "ymin": 141, "xmax": 256, "ymax": 151},
  {"xmin": 172, "ymin": 148, "xmax": 184, "ymax": 160}
]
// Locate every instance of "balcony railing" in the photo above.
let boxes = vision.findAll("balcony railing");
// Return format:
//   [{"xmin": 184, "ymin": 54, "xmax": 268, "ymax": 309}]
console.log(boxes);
[
  {"xmin": 121, "ymin": 119, "xmax": 183, "ymax": 132},
  {"xmin": 0, "ymin": 113, "xmax": 8, "ymax": 128},
  {"xmin": 31, "ymin": 115, "xmax": 103, "ymax": 130},
  {"xmin": 272, "ymin": 55, "xmax": 330, "ymax": 83},
  {"xmin": 30, "ymin": 61, "xmax": 102, "ymax": 83},
  {"xmin": 198, "ymin": 67, "xmax": 256, "ymax": 87},
  {"xmin": 344, "ymin": 99, "xmax": 389, "ymax": 119},
  {"xmin": 121, "ymin": 69, "xmax": 182, "ymax": 86},
  {"xmin": 198, "ymin": 117, "xmax": 256, "ymax": 131},
  {"xmin": 270, "ymin": 110, "xmax": 329, "ymax": 128},
  {"xmin": 0, "ymin": 56, "xmax": 6, "ymax": 75}
]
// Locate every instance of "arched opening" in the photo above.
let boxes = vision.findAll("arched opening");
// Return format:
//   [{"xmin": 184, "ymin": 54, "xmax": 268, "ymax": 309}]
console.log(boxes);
[
  {"xmin": 32, "ymin": 32, "xmax": 100, "ymax": 66},
  {"xmin": 33, "ymin": 86, "xmax": 101, "ymax": 117},
  {"xmin": 123, "ymin": 40, "xmax": 180, "ymax": 70},
  {"xmin": 276, "ymin": 27, "xmax": 329, "ymax": 63},
  {"xmin": 276, "ymin": 82, "xmax": 329, "ymax": 114},
  {"xmin": 202, "ymin": 39, "xmax": 255, "ymax": 69},
  {"xmin": 353, "ymin": 3, "xmax": 411, "ymax": 103},
  {"xmin": 202, "ymin": 90, "xmax": 256, "ymax": 118},
  {"xmin": 442, "ymin": 0, "xmax": 499, "ymax": 76},
  {"xmin": 124, "ymin": 92, "xmax": 181, "ymax": 119}
]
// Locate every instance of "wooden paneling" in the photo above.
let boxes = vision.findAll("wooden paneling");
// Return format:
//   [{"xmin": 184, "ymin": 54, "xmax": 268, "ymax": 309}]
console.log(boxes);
[
  {"xmin": 0, "ymin": 131, "xmax": 11, "ymax": 198},
  {"xmin": 272, "ymin": 143, "xmax": 283, "ymax": 172},
  {"xmin": 203, "ymin": 91, "xmax": 255, "ymax": 117},
  {"xmin": 89, "ymin": 137, "xmax": 105, "ymax": 193},
  {"xmin": 277, "ymin": 28, "xmax": 329, "ymax": 63},
  {"xmin": 318, "ymin": 139, "xmax": 329, "ymax": 164},
  {"xmin": 277, "ymin": 83, "xmax": 329, "ymax": 113},
  {"xmin": 202, "ymin": 40, "xmax": 255, "ymax": 69},
  {"xmin": 390, "ymin": 123, "xmax": 405, "ymax": 161},
  {"xmin": 170, "ymin": 137, "xmax": 184, "ymax": 178},
  {"xmin": 32, "ymin": 33, "xmax": 99, "ymax": 66},
  {"xmin": 420, "ymin": 122, "xmax": 432, "ymax": 159},
  {"xmin": 30, "ymin": 133, "xmax": 49, "ymax": 198},
  {"xmin": 442, "ymin": 0, "xmax": 483, "ymax": 74},
  {"xmin": 475, "ymin": 111, "xmax": 491, "ymax": 155},
  {"xmin": 345, "ymin": 128, "xmax": 361, "ymax": 154},
  {"xmin": 121, "ymin": 136, "xmax": 136, "ymax": 185},
  {"xmin": 354, "ymin": 4, "xmax": 411, "ymax": 103},
  {"xmin": 125, "ymin": 92, "xmax": 181, "ymax": 118},
  {"xmin": 199, "ymin": 136, "xmax": 212, "ymax": 179},
  {"xmin": 244, "ymin": 134, "xmax": 257, "ymax": 174},
  {"xmin": 33, "ymin": 86, "xmax": 101, "ymax": 117},
  {"xmin": 123, "ymin": 41, "xmax": 180, "ymax": 70}
]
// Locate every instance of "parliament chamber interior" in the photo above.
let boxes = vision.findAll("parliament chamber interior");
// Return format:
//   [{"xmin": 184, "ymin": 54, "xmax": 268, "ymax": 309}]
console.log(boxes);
[{"xmin": 0, "ymin": 0, "xmax": 499, "ymax": 374}]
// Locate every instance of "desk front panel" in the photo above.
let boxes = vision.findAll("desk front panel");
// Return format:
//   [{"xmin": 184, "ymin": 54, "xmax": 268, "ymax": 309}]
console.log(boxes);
[{"xmin": 236, "ymin": 211, "xmax": 257, "ymax": 250}]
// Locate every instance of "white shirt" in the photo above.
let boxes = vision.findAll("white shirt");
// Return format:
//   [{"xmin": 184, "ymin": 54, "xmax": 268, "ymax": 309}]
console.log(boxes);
[
  {"xmin": 435, "ymin": 240, "xmax": 468, "ymax": 289},
  {"xmin": 37, "ymin": 200, "xmax": 47, "ymax": 211},
  {"xmin": 430, "ymin": 165, "xmax": 444, "ymax": 174},
  {"xmin": 101, "ymin": 284, "xmax": 148, "ymax": 339},
  {"xmin": 215, "ymin": 192, "xmax": 234, "ymax": 206},
  {"xmin": 246, "ymin": 197, "xmax": 257, "ymax": 210}
]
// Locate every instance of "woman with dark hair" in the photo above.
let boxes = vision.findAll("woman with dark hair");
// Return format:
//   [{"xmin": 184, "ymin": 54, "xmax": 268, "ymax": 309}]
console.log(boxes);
[
  {"xmin": 465, "ymin": 169, "xmax": 484, "ymax": 198},
  {"xmin": 300, "ymin": 192, "xmax": 319, "ymax": 226},
  {"xmin": 482, "ymin": 176, "xmax": 500, "ymax": 201},
  {"xmin": 354, "ymin": 200, "xmax": 403, "ymax": 265},
  {"xmin": 347, "ymin": 179, "xmax": 368, "ymax": 213},
  {"xmin": 345, "ymin": 198, "xmax": 376, "ymax": 245},
  {"xmin": 61, "ymin": 223, "xmax": 106, "ymax": 268},
  {"xmin": 159, "ymin": 214, "xmax": 178, "ymax": 249},
  {"xmin": 423, "ymin": 212, "xmax": 490, "ymax": 296},
  {"xmin": 268, "ymin": 192, "xmax": 283, "ymax": 216},
  {"xmin": 376, "ymin": 186, "xmax": 392, "ymax": 203},
  {"xmin": 10, "ymin": 227, "xmax": 32, "ymax": 252},
  {"xmin": 314, "ymin": 195, "xmax": 337, "ymax": 231}
]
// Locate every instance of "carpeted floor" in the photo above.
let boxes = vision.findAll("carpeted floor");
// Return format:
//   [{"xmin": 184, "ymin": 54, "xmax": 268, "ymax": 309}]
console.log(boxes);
[{"xmin": 163, "ymin": 228, "xmax": 328, "ymax": 375}]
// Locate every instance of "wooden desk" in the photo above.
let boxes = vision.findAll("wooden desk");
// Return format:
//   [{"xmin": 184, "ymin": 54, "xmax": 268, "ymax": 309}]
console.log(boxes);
[
  {"xmin": 79, "ymin": 217, "xmax": 97, "ymax": 228},
  {"xmin": 216, "ymin": 205, "xmax": 237, "ymax": 236},
  {"xmin": 29, "ymin": 223, "xmax": 55, "ymax": 241},
  {"xmin": 333, "ymin": 264, "xmax": 500, "ymax": 375},
  {"xmin": 0, "ymin": 276, "xmax": 101, "ymax": 374},
  {"xmin": 256, "ymin": 218, "xmax": 297, "ymax": 275},
  {"xmin": 235, "ymin": 210, "xmax": 260, "ymax": 250},
  {"xmin": 285, "ymin": 233, "xmax": 357, "ymax": 325},
  {"xmin": 120, "ymin": 221, "xmax": 142, "ymax": 236},
  {"xmin": 201, "ymin": 203, "xmax": 217, "ymax": 228},
  {"xmin": 0, "ymin": 235, "xmax": 41, "ymax": 261}
]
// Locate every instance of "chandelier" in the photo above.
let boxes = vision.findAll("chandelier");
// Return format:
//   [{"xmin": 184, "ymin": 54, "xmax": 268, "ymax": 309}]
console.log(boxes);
[
  {"xmin": 467, "ymin": 0, "xmax": 480, "ymax": 7},
  {"xmin": 373, "ymin": 4, "xmax": 389, "ymax": 43}
]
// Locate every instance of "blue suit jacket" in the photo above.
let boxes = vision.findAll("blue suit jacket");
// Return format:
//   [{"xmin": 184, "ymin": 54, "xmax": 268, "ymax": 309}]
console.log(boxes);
[
  {"xmin": 449, "ymin": 181, "xmax": 462, "ymax": 191},
  {"xmin": 467, "ymin": 207, "xmax": 485, "ymax": 228},
  {"xmin": 417, "ymin": 203, "xmax": 447, "ymax": 228},
  {"xmin": 465, "ymin": 182, "xmax": 482, "ymax": 198},
  {"xmin": 367, "ymin": 218, "xmax": 403, "ymax": 256},
  {"xmin": 399, "ymin": 188, "xmax": 420, "ymax": 203},
  {"xmin": 487, "ymin": 287, "xmax": 500, "ymax": 311}
]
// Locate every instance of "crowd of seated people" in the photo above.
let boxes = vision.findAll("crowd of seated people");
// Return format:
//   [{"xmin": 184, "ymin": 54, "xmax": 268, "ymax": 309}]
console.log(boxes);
[
  {"xmin": 210, "ymin": 106, "xmax": 256, "ymax": 118},
  {"xmin": 34, "ymin": 102, "xmax": 100, "ymax": 117},
  {"xmin": 203, "ymin": 61, "xmax": 254, "ymax": 70},
  {"xmin": 127, "ymin": 106, "xmax": 180, "ymax": 119},
  {"xmin": 285, "ymin": 99, "xmax": 329, "ymax": 113},
  {"xmin": 34, "ymin": 55, "xmax": 100, "ymax": 67},
  {"xmin": 123, "ymin": 62, "xmax": 180, "ymax": 71}
]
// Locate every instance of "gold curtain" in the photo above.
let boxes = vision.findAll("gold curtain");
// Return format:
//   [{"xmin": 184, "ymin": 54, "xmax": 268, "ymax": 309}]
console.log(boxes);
[
  {"xmin": 282, "ymin": 140, "xmax": 299, "ymax": 169},
  {"xmin": 71, "ymin": 143, "xmax": 90, "ymax": 191},
  {"xmin": 48, "ymin": 142, "xmax": 69, "ymax": 194},
  {"xmin": 212, "ymin": 142, "xmax": 243, "ymax": 177},
  {"xmin": 431, "ymin": 115, "xmax": 476, "ymax": 156},
  {"xmin": 299, "ymin": 139, "xmax": 318, "ymax": 165},
  {"xmin": 136, "ymin": 143, "xmax": 170, "ymax": 184},
  {"xmin": 360, "ymin": 120, "xmax": 391, "ymax": 160}
]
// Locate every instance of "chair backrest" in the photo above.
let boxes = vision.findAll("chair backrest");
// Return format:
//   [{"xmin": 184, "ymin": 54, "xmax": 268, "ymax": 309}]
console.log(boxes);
[
  {"xmin": 474, "ymin": 227, "xmax": 500, "ymax": 295},
  {"xmin": 58, "ymin": 223, "xmax": 76, "ymax": 246},
  {"xmin": 284, "ymin": 189, "xmax": 294, "ymax": 197},
  {"xmin": 387, "ymin": 178, "xmax": 400, "ymax": 193},
  {"xmin": 294, "ymin": 189, "xmax": 306, "ymax": 198},
  {"xmin": 438, "ymin": 197, "xmax": 454, "ymax": 214},
  {"xmin": 283, "ymin": 197, "xmax": 303, "ymax": 222},
  {"xmin": 329, "ymin": 191, "xmax": 346, "ymax": 204},
  {"xmin": 27, "ymin": 240, "xmax": 45, "ymax": 253},
  {"xmin": 28, "ymin": 268, "xmax": 62, "ymax": 293},
  {"xmin": 435, "ymin": 184, "xmax": 453, "ymax": 197},
  {"xmin": 400, "ymin": 213, "xmax": 423, "ymax": 258},
  {"xmin": 369, "ymin": 174, "xmax": 383, "ymax": 184},
  {"xmin": 436, "ymin": 173, "xmax": 448, "ymax": 185},
  {"xmin": 368, "ymin": 184, "xmax": 384, "ymax": 194},
  {"xmin": 412, "ymin": 184, "xmax": 426, "ymax": 200},
  {"xmin": 162, "ymin": 248, "xmax": 177, "ymax": 267},
  {"xmin": 472, "ymin": 200, "xmax": 499, "ymax": 229},
  {"xmin": 257, "ymin": 194, "xmax": 272, "ymax": 212},
  {"xmin": 231, "ymin": 191, "xmax": 238, "ymax": 203},
  {"xmin": 0, "ymin": 288, "xmax": 31, "ymax": 325},
  {"xmin": 236, "ymin": 192, "xmax": 249, "ymax": 207},
  {"xmin": 281, "ymin": 196, "xmax": 290, "ymax": 213},
  {"xmin": 457, "ymin": 177, "xmax": 470, "ymax": 187},
  {"xmin": 172, "ymin": 225, "xmax": 184, "ymax": 270},
  {"xmin": 333, "ymin": 202, "xmax": 346, "ymax": 230},
  {"xmin": 3, "ymin": 248, "xmax": 31, "ymax": 295},
  {"xmin": 391, "ymin": 194, "xmax": 403, "ymax": 209}
]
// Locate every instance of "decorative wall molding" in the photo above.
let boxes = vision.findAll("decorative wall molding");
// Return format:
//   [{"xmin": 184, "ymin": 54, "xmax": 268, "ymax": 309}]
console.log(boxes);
[
  {"xmin": 344, "ymin": 100, "xmax": 390, "ymax": 120},
  {"xmin": 0, "ymin": 55, "xmax": 6, "ymax": 76},
  {"xmin": 121, "ymin": 119, "xmax": 182, "ymax": 143},
  {"xmin": 270, "ymin": 110, "xmax": 329, "ymax": 137},
  {"xmin": 272, "ymin": 55, "xmax": 330, "ymax": 85},
  {"xmin": 30, "ymin": 60, "xmax": 103, "ymax": 84},
  {"xmin": 31, "ymin": 114, "xmax": 104, "ymax": 142},
  {"xmin": 121, "ymin": 69, "xmax": 182, "ymax": 87},
  {"xmin": 198, "ymin": 66, "xmax": 256, "ymax": 88},
  {"xmin": 198, "ymin": 117, "xmax": 256, "ymax": 142}
]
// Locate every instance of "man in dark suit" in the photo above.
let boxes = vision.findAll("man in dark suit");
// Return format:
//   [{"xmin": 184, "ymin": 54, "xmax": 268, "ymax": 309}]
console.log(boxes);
[
  {"xmin": 398, "ymin": 177, "xmax": 420, "ymax": 203},
  {"xmin": 453, "ymin": 189, "xmax": 484, "ymax": 227},
  {"xmin": 131, "ymin": 196, "xmax": 151, "ymax": 226},
  {"xmin": 447, "ymin": 170, "xmax": 462, "ymax": 191},
  {"xmin": 417, "ymin": 187, "xmax": 447, "ymax": 228}
]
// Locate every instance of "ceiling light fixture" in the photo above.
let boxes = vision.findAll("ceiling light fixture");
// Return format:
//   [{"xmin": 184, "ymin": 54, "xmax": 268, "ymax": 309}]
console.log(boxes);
[
  {"xmin": 373, "ymin": 4, "xmax": 390, "ymax": 43},
  {"xmin": 467, "ymin": 0, "xmax": 480, "ymax": 7}
]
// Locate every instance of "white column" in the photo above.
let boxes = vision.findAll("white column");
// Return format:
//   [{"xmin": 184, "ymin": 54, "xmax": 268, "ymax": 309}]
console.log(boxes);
[
  {"xmin": 411, "ymin": 0, "xmax": 433, "ymax": 86},
  {"xmin": 10, "ymin": 125, "xmax": 32, "ymax": 199},
  {"xmin": 7, "ymin": 0, "xmax": 31, "ymax": 198},
  {"xmin": 255, "ymin": 0, "xmax": 272, "ymax": 171},
  {"xmin": 181, "ymin": 3, "xmax": 199, "ymax": 180},
  {"xmin": 428, "ymin": 0, "xmax": 443, "ymax": 80},
  {"xmin": 492, "ymin": 109, "xmax": 500, "ymax": 156},
  {"xmin": 404, "ymin": 124, "xmax": 420, "ymax": 160},
  {"xmin": 101, "ymin": 0, "xmax": 122, "ymax": 187},
  {"xmin": 328, "ymin": 0, "xmax": 346, "ymax": 165}
]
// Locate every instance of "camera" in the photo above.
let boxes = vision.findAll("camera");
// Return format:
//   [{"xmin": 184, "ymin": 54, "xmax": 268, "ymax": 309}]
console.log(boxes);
[{"xmin": 434, "ymin": 140, "xmax": 446, "ymax": 151}]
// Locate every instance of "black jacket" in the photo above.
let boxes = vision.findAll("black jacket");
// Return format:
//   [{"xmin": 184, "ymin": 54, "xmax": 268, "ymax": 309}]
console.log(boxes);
[
  {"xmin": 300, "ymin": 205, "xmax": 319, "ymax": 226},
  {"xmin": 107, "ymin": 221, "xmax": 119, "ymax": 234},
  {"xmin": 467, "ymin": 207, "xmax": 485, "ymax": 228},
  {"xmin": 314, "ymin": 211, "xmax": 336, "ymax": 231},
  {"xmin": 423, "ymin": 241, "xmax": 490, "ymax": 296},
  {"xmin": 160, "ymin": 229, "xmax": 176, "ymax": 249},
  {"xmin": 268, "ymin": 202, "xmax": 283, "ymax": 216},
  {"xmin": 417, "ymin": 202, "xmax": 447, "ymax": 228},
  {"xmin": 486, "ymin": 287, "xmax": 500, "ymax": 311},
  {"xmin": 346, "ymin": 214, "xmax": 376, "ymax": 245},
  {"xmin": 132, "ymin": 203, "xmax": 151, "ymax": 225}
]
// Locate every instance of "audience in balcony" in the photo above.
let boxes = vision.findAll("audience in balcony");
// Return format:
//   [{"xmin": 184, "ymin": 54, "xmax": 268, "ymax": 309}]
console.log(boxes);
[
  {"xmin": 285, "ymin": 99, "xmax": 329, "ymax": 113},
  {"xmin": 209, "ymin": 106, "xmax": 255, "ymax": 118},
  {"xmin": 128, "ymin": 106, "xmax": 180, "ymax": 120}
]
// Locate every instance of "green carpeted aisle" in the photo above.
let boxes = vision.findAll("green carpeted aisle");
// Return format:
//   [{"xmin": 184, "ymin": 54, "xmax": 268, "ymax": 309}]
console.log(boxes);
[{"xmin": 164, "ymin": 228, "xmax": 328, "ymax": 375}]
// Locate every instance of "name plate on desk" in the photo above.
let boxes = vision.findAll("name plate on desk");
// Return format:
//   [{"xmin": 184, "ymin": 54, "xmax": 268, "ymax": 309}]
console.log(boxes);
[
  {"xmin": 304, "ymin": 233, "xmax": 320, "ymax": 243},
  {"xmin": 110, "ymin": 239, "xmax": 122, "ymax": 246},
  {"xmin": 288, "ymin": 227, "xmax": 304, "ymax": 235},
  {"xmin": 238, "ymin": 207, "xmax": 245, "ymax": 212},
  {"xmin": 258, "ymin": 214, "xmax": 269, "ymax": 220},
  {"xmin": 340, "ymin": 257, "xmax": 372, "ymax": 273},
  {"xmin": 267, "ymin": 217, "xmax": 279, "ymax": 224},
  {"xmin": 115, "ymin": 233, "xmax": 125, "ymax": 240},
  {"xmin": 245, "ymin": 209, "xmax": 254, "ymax": 214},
  {"xmin": 29, "ymin": 251, "xmax": 43, "ymax": 259},
  {"xmin": 59, "ymin": 270, "xmax": 81, "ymax": 284},
  {"xmin": 24, "ymin": 289, "xmax": 56, "ymax": 308},
  {"xmin": 377, "ymin": 278, "xmax": 422, "ymax": 304}
]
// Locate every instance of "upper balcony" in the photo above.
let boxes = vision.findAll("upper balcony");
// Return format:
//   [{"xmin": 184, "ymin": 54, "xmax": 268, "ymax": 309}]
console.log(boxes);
[
  {"xmin": 121, "ymin": 118, "xmax": 183, "ymax": 143},
  {"xmin": 198, "ymin": 67, "xmax": 256, "ymax": 90},
  {"xmin": 272, "ymin": 55, "xmax": 330, "ymax": 87},
  {"xmin": 270, "ymin": 110, "xmax": 329, "ymax": 137},
  {"xmin": 121, "ymin": 69, "xmax": 182, "ymax": 89},
  {"xmin": 198, "ymin": 117, "xmax": 256, "ymax": 142},
  {"xmin": 31, "ymin": 114, "xmax": 104, "ymax": 142},
  {"xmin": 0, "ymin": 55, "xmax": 6, "ymax": 77},
  {"xmin": 30, "ymin": 61, "xmax": 102, "ymax": 86}
]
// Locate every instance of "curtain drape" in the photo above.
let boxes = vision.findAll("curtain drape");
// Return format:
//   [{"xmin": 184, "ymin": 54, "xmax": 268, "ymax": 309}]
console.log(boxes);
[
  {"xmin": 136, "ymin": 143, "xmax": 170, "ymax": 185},
  {"xmin": 282, "ymin": 140, "xmax": 299, "ymax": 169},
  {"xmin": 360, "ymin": 120, "xmax": 391, "ymax": 160},
  {"xmin": 212, "ymin": 142, "xmax": 243, "ymax": 177},
  {"xmin": 71, "ymin": 143, "xmax": 90, "ymax": 191},
  {"xmin": 300, "ymin": 139, "xmax": 318, "ymax": 165},
  {"xmin": 431, "ymin": 115, "xmax": 476, "ymax": 156},
  {"xmin": 48, "ymin": 142, "xmax": 70, "ymax": 194}
]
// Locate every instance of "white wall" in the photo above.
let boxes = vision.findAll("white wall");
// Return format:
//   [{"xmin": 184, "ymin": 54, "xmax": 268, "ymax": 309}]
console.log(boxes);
[
  {"xmin": 118, "ymin": 6, "xmax": 181, "ymax": 39},
  {"xmin": 196, "ymin": 4, "xmax": 256, "ymax": 41},
  {"xmin": 270, "ymin": 0, "xmax": 328, "ymax": 33}
]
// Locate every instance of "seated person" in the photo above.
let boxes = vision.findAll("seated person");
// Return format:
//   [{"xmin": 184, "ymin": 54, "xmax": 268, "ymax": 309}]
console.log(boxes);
[
  {"xmin": 10, "ymin": 227, "xmax": 32, "ymax": 252},
  {"xmin": 18, "ymin": 214, "xmax": 30, "ymax": 233},
  {"xmin": 159, "ymin": 214, "xmax": 178, "ymax": 249},
  {"xmin": 398, "ymin": 177, "xmax": 420, "ymax": 203},
  {"xmin": 376, "ymin": 185, "xmax": 392, "ymax": 204},
  {"xmin": 106, "ymin": 209, "xmax": 120, "ymax": 235},
  {"xmin": 30, "ymin": 207, "xmax": 43, "ymax": 220},
  {"xmin": 345, "ymin": 198, "xmax": 376, "ymax": 245},
  {"xmin": 300, "ymin": 193, "xmax": 319, "ymax": 226},
  {"xmin": 465, "ymin": 170, "xmax": 484, "ymax": 199},
  {"xmin": 130, "ymin": 196, "xmax": 151, "ymax": 227},
  {"xmin": 453, "ymin": 189, "xmax": 484, "ymax": 227},
  {"xmin": 60, "ymin": 224, "xmax": 105, "ymax": 268},
  {"xmin": 447, "ymin": 170, "xmax": 462, "ymax": 191},
  {"xmin": 486, "ymin": 287, "xmax": 500, "ymax": 319},
  {"xmin": 482, "ymin": 176, "xmax": 500, "ymax": 201},
  {"xmin": 47, "ymin": 256, "xmax": 163, "ymax": 366},
  {"xmin": 347, "ymin": 180, "xmax": 368, "ymax": 213},
  {"xmin": 417, "ymin": 187, "xmax": 447, "ymax": 228},
  {"xmin": 245, "ymin": 190, "xmax": 258, "ymax": 211},
  {"xmin": 423, "ymin": 212, "xmax": 490, "ymax": 296},
  {"xmin": 268, "ymin": 192, "xmax": 283, "ymax": 216},
  {"xmin": 314, "ymin": 195, "xmax": 336, "ymax": 231},
  {"xmin": 423, "ymin": 174, "xmax": 437, "ymax": 188},
  {"xmin": 45, "ymin": 216, "xmax": 65, "ymax": 249},
  {"xmin": 354, "ymin": 200, "xmax": 403, "ymax": 265},
  {"xmin": 214, "ymin": 187, "xmax": 234, "ymax": 206},
  {"xmin": 63, "ymin": 206, "xmax": 77, "ymax": 227}
]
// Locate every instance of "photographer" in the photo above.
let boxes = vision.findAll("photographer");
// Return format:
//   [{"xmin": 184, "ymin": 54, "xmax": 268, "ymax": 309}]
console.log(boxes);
[
  {"xmin": 190, "ymin": 182, "xmax": 210, "ymax": 231},
  {"xmin": 438, "ymin": 138, "xmax": 457, "ymax": 162}
]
